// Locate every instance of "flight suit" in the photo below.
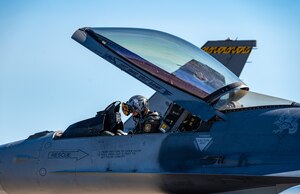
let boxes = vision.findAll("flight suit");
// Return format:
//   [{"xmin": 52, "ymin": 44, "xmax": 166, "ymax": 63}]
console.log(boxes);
[{"xmin": 133, "ymin": 111, "xmax": 162, "ymax": 133}]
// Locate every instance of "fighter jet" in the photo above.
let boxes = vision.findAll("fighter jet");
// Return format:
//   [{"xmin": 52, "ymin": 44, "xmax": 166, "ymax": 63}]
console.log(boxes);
[{"xmin": 1, "ymin": 27, "xmax": 300, "ymax": 194}]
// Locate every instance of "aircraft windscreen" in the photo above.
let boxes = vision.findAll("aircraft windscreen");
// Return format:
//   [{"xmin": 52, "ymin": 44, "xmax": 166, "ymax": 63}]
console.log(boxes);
[
  {"xmin": 214, "ymin": 91, "xmax": 294, "ymax": 110},
  {"xmin": 91, "ymin": 28, "xmax": 244, "ymax": 99}
]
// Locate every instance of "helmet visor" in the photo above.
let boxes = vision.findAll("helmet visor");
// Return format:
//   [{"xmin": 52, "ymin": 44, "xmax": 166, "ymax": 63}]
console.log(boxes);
[{"xmin": 122, "ymin": 102, "xmax": 132, "ymax": 116}]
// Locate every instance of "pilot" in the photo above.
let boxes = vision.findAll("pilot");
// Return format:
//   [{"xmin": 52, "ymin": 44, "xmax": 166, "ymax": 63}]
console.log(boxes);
[{"xmin": 122, "ymin": 95, "xmax": 162, "ymax": 134}]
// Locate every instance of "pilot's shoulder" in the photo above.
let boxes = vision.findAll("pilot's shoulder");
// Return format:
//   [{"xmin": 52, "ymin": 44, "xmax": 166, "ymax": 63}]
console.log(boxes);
[{"xmin": 143, "ymin": 111, "xmax": 162, "ymax": 133}]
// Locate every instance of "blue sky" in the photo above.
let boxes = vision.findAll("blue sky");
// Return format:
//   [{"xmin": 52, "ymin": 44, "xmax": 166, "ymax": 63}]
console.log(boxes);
[{"xmin": 1, "ymin": 1, "xmax": 300, "ymax": 192}]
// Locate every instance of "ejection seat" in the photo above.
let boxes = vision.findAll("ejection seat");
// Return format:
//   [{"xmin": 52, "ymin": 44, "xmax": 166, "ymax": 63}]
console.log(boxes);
[{"xmin": 60, "ymin": 101, "xmax": 125, "ymax": 138}]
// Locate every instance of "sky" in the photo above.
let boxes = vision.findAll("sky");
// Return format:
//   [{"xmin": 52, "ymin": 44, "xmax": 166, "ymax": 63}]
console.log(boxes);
[{"xmin": 1, "ymin": 0, "xmax": 300, "ymax": 192}]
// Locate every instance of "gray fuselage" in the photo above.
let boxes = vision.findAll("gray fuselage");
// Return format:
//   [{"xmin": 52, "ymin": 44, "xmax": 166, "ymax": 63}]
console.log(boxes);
[{"xmin": 1, "ymin": 106, "xmax": 300, "ymax": 194}]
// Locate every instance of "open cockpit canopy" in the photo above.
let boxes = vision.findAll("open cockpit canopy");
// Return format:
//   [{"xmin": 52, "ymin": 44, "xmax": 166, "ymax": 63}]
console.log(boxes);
[
  {"xmin": 72, "ymin": 28, "xmax": 248, "ymax": 120},
  {"xmin": 88, "ymin": 28, "xmax": 246, "ymax": 98}
]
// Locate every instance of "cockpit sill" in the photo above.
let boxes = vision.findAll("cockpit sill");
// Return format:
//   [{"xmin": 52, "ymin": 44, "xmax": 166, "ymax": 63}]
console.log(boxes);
[
  {"xmin": 23, "ymin": 103, "xmax": 300, "ymax": 141},
  {"xmin": 23, "ymin": 99, "xmax": 300, "ymax": 141},
  {"xmin": 221, "ymin": 102, "xmax": 300, "ymax": 113}
]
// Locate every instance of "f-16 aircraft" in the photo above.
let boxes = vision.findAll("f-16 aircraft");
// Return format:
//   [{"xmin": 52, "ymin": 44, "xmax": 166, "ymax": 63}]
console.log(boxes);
[{"xmin": 1, "ymin": 27, "xmax": 300, "ymax": 194}]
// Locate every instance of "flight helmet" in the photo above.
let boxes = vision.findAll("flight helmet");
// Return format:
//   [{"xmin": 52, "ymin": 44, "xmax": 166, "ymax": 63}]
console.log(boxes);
[{"xmin": 122, "ymin": 95, "xmax": 149, "ymax": 117}]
